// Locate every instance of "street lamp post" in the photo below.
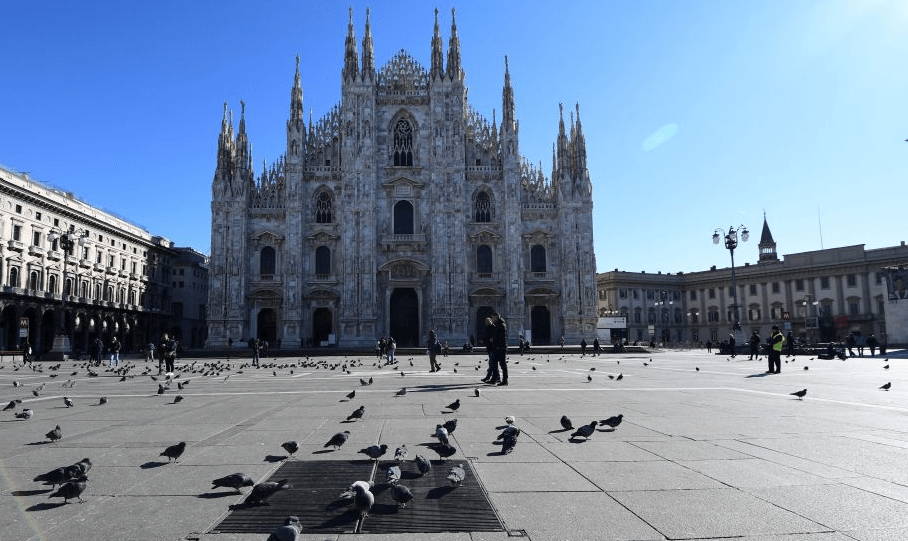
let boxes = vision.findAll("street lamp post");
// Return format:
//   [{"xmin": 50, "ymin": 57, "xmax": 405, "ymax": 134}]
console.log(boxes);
[
  {"xmin": 799, "ymin": 294, "xmax": 818, "ymax": 345},
  {"xmin": 47, "ymin": 227, "xmax": 89, "ymax": 359},
  {"xmin": 654, "ymin": 290, "xmax": 673, "ymax": 344},
  {"xmin": 713, "ymin": 225, "xmax": 749, "ymax": 344}
]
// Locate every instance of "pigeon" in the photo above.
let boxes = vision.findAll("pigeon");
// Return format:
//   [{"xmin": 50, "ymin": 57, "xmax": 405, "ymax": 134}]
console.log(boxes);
[
  {"xmin": 359, "ymin": 443, "xmax": 388, "ymax": 461},
  {"xmin": 616, "ymin": 373, "xmax": 623, "ymax": 381},
  {"xmin": 560, "ymin": 415, "xmax": 574, "ymax": 430},
  {"xmin": 360, "ymin": 378, "xmax": 369, "ymax": 386},
  {"xmin": 431, "ymin": 442, "xmax": 457, "ymax": 461},
  {"xmin": 347, "ymin": 405, "xmax": 365, "ymax": 421},
  {"xmin": 501, "ymin": 432, "xmax": 518, "ymax": 454},
  {"xmin": 325, "ymin": 431, "xmax": 350, "ymax": 450},
  {"xmin": 63, "ymin": 396, "xmax": 74, "ymax": 408},
  {"xmin": 345, "ymin": 390, "xmax": 355, "ymax": 400},
  {"xmin": 443, "ymin": 418, "xmax": 458, "ymax": 434},
  {"xmin": 13, "ymin": 381, "xmax": 22, "ymax": 387},
  {"xmin": 3, "ymin": 399, "xmax": 20, "ymax": 411},
  {"xmin": 599, "ymin": 414, "xmax": 623, "ymax": 429},
  {"xmin": 880, "ymin": 382, "xmax": 892, "ymax": 391},
  {"xmin": 266, "ymin": 515, "xmax": 302, "ymax": 541},
  {"xmin": 281, "ymin": 441, "xmax": 299, "ymax": 458},
  {"xmin": 433, "ymin": 426, "xmax": 449, "ymax": 445},
  {"xmin": 212, "ymin": 473, "xmax": 255, "ymax": 493},
  {"xmin": 389, "ymin": 483, "xmax": 413, "ymax": 509},
  {"xmin": 415, "ymin": 454, "xmax": 432, "ymax": 476},
  {"xmin": 587, "ymin": 374, "xmax": 592, "ymax": 382},
  {"xmin": 498, "ymin": 425, "xmax": 521, "ymax": 440},
  {"xmin": 446, "ymin": 463, "xmax": 466, "ymax": 487},
  {"xmin": 394, "ymin": 445, "xmax": 409, "ymax": 463},
  {"xmin": 157, "ymin": 384, "xmax": 165, "ymax": 395},
  {"xmin": 46, "ymin": 425, "xmax": 62, "ymax": 443},
  {"xmin": 71, "ymin": 458, "xmax": 92, "ymax": 476},
  {"xmin": 34, "ymin": 467, "xmax": 70, "ymax": 488},
  {"xmin": 99, "ymin": 397, "xmax": 108, "ymax": 405},
  {"xmin": 48, "ymin": 475, "xmax": 88, "ymax": 503},
  {"xmin": 884, "ymin": 364, "xmax": 890, "ymax": 369},
  {"xmin": 474, "ymin": 387, "xmax": 480, "ymax": 397},
  {"xmin": 352, "ymin": 481, "xmax": 374, "ymax": 518},
  {"xmin": 504, "ymin": 415, "xmax": 516, "ymax": 425},
  {"xmin": 396, "ymin": 387, "xmax": 407, "ymax": 396},
  {"xmin": 386, "ymin": 465, "xmax": 401, "ymax": 485},
  {"xmin": 571, "ymin": 421, "xmax": 598, "ymax": 440},
  {"xmin": 446, "ymin": 399, "xmax": 460, "ymax": 412},
  {"xmin": 15, "ymin": 409, "xmax": 33, "ymax": 420},
  {"xmin": 247, "ymin": 479, "xmax": 291, "ymax": 505},
  {"xmin": 338, "ymin": 480, "xmax": 374, "ymax": 502},
  {"xmin": 790, "ymin": 389, "xmax": 807, "ymax": 400},
  {"xmin": 160, "ymin": 441, "xmax": 186, "ymax": 463},
  {"xmin": 172, "ymin": 395, "xmax": 184, "ymax": 404}
]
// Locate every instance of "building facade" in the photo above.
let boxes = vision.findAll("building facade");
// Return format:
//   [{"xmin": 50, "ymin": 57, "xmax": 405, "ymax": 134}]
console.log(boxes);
[
  {"xmin": 170, "ymin": 248, "xmax": 209, "ymax": 349},
  {"xmin": 596, "ymin": 217, "xmax": 908, "ymax": 347},
  {"xmin": 0, "ymin": 165, "xmax": 181, "ymax": 358},
  {"xmin": 206, "ymin": 9, "xmax": 598, "ymax": 349}
]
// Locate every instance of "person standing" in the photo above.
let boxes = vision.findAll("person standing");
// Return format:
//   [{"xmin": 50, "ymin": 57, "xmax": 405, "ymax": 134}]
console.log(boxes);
[
  {"xmin": 427, "ymin": 330, "xmax": 441, "ymax": 372},
  {"xmin": 488, "ymin": 312, "xmax": 509, "ymax": 386},
  {"xmin": 867, "ymin": 333, "xmax": 879, "ymax": 357},
  {"xmin": 159, "ymin": 333, "xmax": 177, "ymax": 374},
  {"xmin": 109, "ymin": 336, "xmax": 121, "ymax": 367},
  {"xmin": 580, "ymin": 338, "xmax": 587, "ymax": 356},
  {"xmin": 146, "ymin": 341, "xmax": 155, "ymax": 364},
  {"xmin": 558, "ymin": 334, "xmax": 565, "ymax": 351},
  {"xmin": 786, "ymin": 332, "xmax": 795, "ymax": 356},
  {"xmin": 250, "ymin": 337, "xmax": 261, "ymax": 367},
  {"xmin": 481, "ymin": 318, "xmax": 496, "ymax": 383},
  {"xmin": 845, "ymin": 332, "xmax": 856, "ymax": 357},
  {"xmin": 856, "ymin": 333, "xmax": 865, "ymax": 357},
  {"xmin": 767, "ymin": 325, "xmax": 785, "ymax": 374},
  {"xmin": 387, "ymin": 337, "xmax": 396, "ymax": 364},
  {"xmin": 748, "ymin": 330, "xmax": 761, "ymax": 360},
  {"xmin": 592, "ymin": 337, "xmax": 601, "ymax": 356},
  {"xmin": 706, "ymin": 339, "xmax": 712, "ymax": 353}
]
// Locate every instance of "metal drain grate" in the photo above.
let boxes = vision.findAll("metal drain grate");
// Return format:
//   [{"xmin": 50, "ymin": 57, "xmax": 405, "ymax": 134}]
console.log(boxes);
[{"xmin": 209, "ymin": 459, "xmax": 503, "ymax": 534}]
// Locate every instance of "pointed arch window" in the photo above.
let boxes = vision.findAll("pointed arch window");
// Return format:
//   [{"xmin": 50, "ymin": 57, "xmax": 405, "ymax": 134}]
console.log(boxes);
[
  {"xmin": 315, "ymin": 246, "xmax": 331, "ymax": 277},
  {"xmin": 260, "ymin": 246, "xmax": 276, "ymax": 277},
  {"xmin": 315, "ymin": 192, "xmax": 333, "ymax": 223},
  {"xmin": 530, "ymin": 244, "xmax": 546, "ymax": 272},
  {"xmin": 392, "ymin": 119, "xmax": 414, "ymax": 166},
  {"xmin": 477, "ymin": 245, "xmax": 493, "ymax": 275},
  {"xmin": 474, "ymin": 191, "xmax": 492, "ymax": 222},
  {"xmin": 393, "ymin": 201, "xmax": 414, "ymax": 234}
]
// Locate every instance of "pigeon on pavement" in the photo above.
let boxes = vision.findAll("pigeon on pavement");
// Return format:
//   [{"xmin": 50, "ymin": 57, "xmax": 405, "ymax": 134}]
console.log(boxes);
[
  {"xmin": 570, "ymin": 421, "xmax": 598, "ymax": 440},
  {"xmin": 359, "ymin": 443, "xmax": 388, "ymax": 461},
  {"xmin": 345, "ymin": 390, "xmax": 355, "ymax": 400},
  {"xmin": 395, "ymin": 387, "xmax": 407, "ymax": 396},
  {"xmin": 160, "ymin": 441, "xmax": 186, "ymax": 463},
  {"xmin": 347, "ymin": 405, "xmax": 365, "ymax": 421},
  {"xmin": 389, "ymin": 483, "xmax": 413, "ymax": 509},
  {"xmin": 266, "ymin": 515, "xmax": 302, "ymax": 541},
  {"xmin": 415, "ymin": 454, "xmax": 432, "ymax": 476},
  {"xmin": 3, "ymin": 399, "xmax": 20, "ymax": 411},
  {"xmin": 386, "ymin": 465, "xmax": 401, "ymax": 485},
  {"xmin": 48, "ymin": 475, "xmax": 88, "ymax": 504},
  {"xmin": 498, "ymin": 425, "xmax": 521, "ymax": 440},
  {"xmin": 394, "ymin": 445, "xmax": 409, "ymax": 463},
  {"xmin": 501, "ymin": 432, "xmax": 518, "ymax": 454},
  {"xmin": 248, "ymin": 479, "xmax": 292, "ymax": 505},
  {"xmin": 504, "ymin": 415, "xmax": 516, "ymax": 425},
  {"xmin": 442, "ymin": 418, "xmax": 457, "ymax": 434},
  {"xmin": 34, "ymin": 467, "xmax": 70, "ymax": 488},
  {"xmin": 433, "ymin": 426, "xmax": 449, "ymax": 445},
  {"xmin": 281, "ymin": 441, "xmax": 299, "ymax": 458},
  {"xmin": 599, "ymin": 414, "xmax": 623, "ymax": 429},
  {"xmin": 446, "ymin": 463, "xmax": 466, "ymax": 487},
  {"xmin": 63, "ymin": 397, "xmax": 74, "ymax": 408},
  {"xmin": 99, "ymin": 397, "xmax": 108, "ymax": 405},
  {"xmin": 790, "ymin": 389, "xmax": 808, "ymax": 400},
  {"xmin": 212, "ymin": 473, "xmax": 256, "ymax": 493},
  {"xmin": 560, "ymin": 415, "xmax": 574, "ymax": 430},
  {"xmin": 431, "ymin": 442, "xmax": 457, "ymax": 461},
  {"xmin": 46, "ymin": 425, "xmax": 62, "ymax": 443},
  {"xmin": 881, "ymin": 382, "xmax": 892, "ymax": 390},
  {"xmin": 445, "ymin": 399, "xmax": 460, "ymax": 412},
  {"xmin": 352, "ymin": 481, "xmax": 374, "ymax": 518},
  {"xmin": 325, "ymin": 431, "xmax": 350, "ymax": 450},
  {"xmin": 15, "ymin": 409, "xmax": 33, "ymax": 420}
]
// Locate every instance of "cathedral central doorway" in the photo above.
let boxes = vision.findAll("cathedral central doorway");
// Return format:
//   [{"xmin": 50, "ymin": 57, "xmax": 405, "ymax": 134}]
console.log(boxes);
[
  {"xmin": 390, "ymin": 288, "xmax": 419, "ymax": 347},
  {"xmin": 531, "ymin": 306, "xmax": 551, "ymax": 345},
  {"xmin": 313, "ymin": 308, "xmax": 332, "ymax": 346},
  {"xmin": 257, "ymin": 309, "xmax": 277, "ymax": 345}
]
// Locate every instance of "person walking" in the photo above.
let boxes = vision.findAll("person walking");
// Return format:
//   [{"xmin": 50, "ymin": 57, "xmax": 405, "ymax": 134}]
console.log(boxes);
[
  {"xmin": 706, "ymin": 339, "xmax": 712, "ymax": 353},
  {"xmin": 387, "ymin": 337, "xmax": 396, "ymax": 364},
  {"xmin": 748, "ymin": 330, "xmax": 761, "ymax": 360},
  {"xmin": 487, "ymin": 312, "xmax": 509, "ymax": 386},
  {"xmin": 580, "ymin": 338, "xmax": 587, "ymax": 356},
  {"xmin": 481, "ymin": 318, "xmax": 496, "ymax": 383},
  {"xmin": 159, "ymin": 333, "xmax": 177, "ymax": 374},
  {"xmin": 145, "ymin": 341, "xmax": 155, "ymax": 364},
  {"xmin": 109, "ymin": 336, "xmax": 121, "ymax": 367},
  {"xmin": 427, "ymin": 330, "xmax": 441, "ymax": 372},
  {"xmin": 845, "ymin": 332, "xmax": 856, "ymax": 357},
  {"xmin": 558, "ymin": 334, "xmax": 565, "ymax": 351},
  {"xmin": 767, "ymin": 325, "xmax": 785, "ymax": 374},
  {"xmin": 867, "ymin": 333, "xmax": 879, "ymax": 357},
  {"xmin": 592, "ymin": 337, "xmax": 602, "ymax": 356}
]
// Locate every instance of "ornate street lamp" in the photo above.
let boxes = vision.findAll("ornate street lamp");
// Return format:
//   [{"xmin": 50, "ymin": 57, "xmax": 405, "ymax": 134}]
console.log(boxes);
[
  {"xmin": 47, "ymin": 227, "xmax": 89, "ymax": 359},
  {"xmin": 712, "ymin": 225, "xmax": 749, "ymax": 339}
]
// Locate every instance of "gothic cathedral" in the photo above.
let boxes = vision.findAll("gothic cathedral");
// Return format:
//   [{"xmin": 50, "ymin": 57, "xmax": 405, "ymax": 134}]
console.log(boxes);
[{"xmin": 206, "ymin": 9, "xmax": 597, "ymax": 349}]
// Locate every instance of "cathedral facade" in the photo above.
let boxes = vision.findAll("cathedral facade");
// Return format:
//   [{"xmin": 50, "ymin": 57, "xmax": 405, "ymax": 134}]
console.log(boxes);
[{"xmin": 206, "ymin": 9, "xmax": 597, "ymax": 349}]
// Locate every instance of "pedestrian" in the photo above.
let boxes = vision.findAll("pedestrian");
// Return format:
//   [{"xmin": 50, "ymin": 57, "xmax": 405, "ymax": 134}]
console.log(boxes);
[
  {"xmin": 486, "ymin": 312, "xmax": 509, "ymax": 386},
  {"xmin": 109, "ymin": 337, "xmax": 121, "ymax": 367},
  {"xmin": 867, "ymin": 333, "xmax": 879, "ymax": 357},
  {"xmin": 387, "ymin": 337, "xmax": 396, "ymax": 364},
  {"xmin": 92, "ymin": 338, "xmax": 102, "ymax": 366},
  {"xmin": 427, "ymin": 330, "xmax": 441, "ymax": 372},
  {"xmin": 481, "ymin": 318, "xmax": 495, "ymax": 383},
  {"xmin": 20, "ymin": 339, "xmax": 32, "ymax": 363},
  {"xmin": 706, "ymin": 339, "xmax": 712, "ymax": 353},
  {"xmin": 786, "ymin": 332, "xmax": 794, "ymax": 356},
  {"xmin": 379, "ymin": 337, "xmax": 387, "ymax": 359},
  {"xmin": 558, "ymin": 334, "xmax": 565, "ymax": 350},
  {"xmin": 592, "ymin": 337, "xmax": 601, "ymax": 356},
  {"xmin": 146, "ymin": 341, "xmax": 155, "ymax": 364},
  {"xmin": 748, "ymin": 330, "xmax": 761, "ymax": 360},
  {"xmin": 856, "ymin": 333, "xmax": 865, "ymax": 357},
  {"xmin": 728, "ymin": 334, "xmax": 736, "ymax": 357},
  {"xmin": 580, "ymin": 338, "xmax": 587, "ymax": 356},
  {"xmin": 159, "ymin": 333, "xmax": 177, "ymax": 374},
  {"xmin": 443, "ymin": 340, "xmax": 449, "ymax": 357},
  {"xmin": 845, "ymin": 332, "xmax": 856, "ymax": 357},
  {"xmin": 766, "ymin": 325, "xmax": 784, "ymax": 374},
  {"xmin": 250, "ymin": 337, "xmax": 261, "ymax": 367}
]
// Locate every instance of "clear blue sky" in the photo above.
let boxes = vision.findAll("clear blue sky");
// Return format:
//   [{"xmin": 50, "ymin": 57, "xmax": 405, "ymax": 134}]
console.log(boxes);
[{"xmin": 3, "ymin": 1, "xmax": 906, "ymax": 273}]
